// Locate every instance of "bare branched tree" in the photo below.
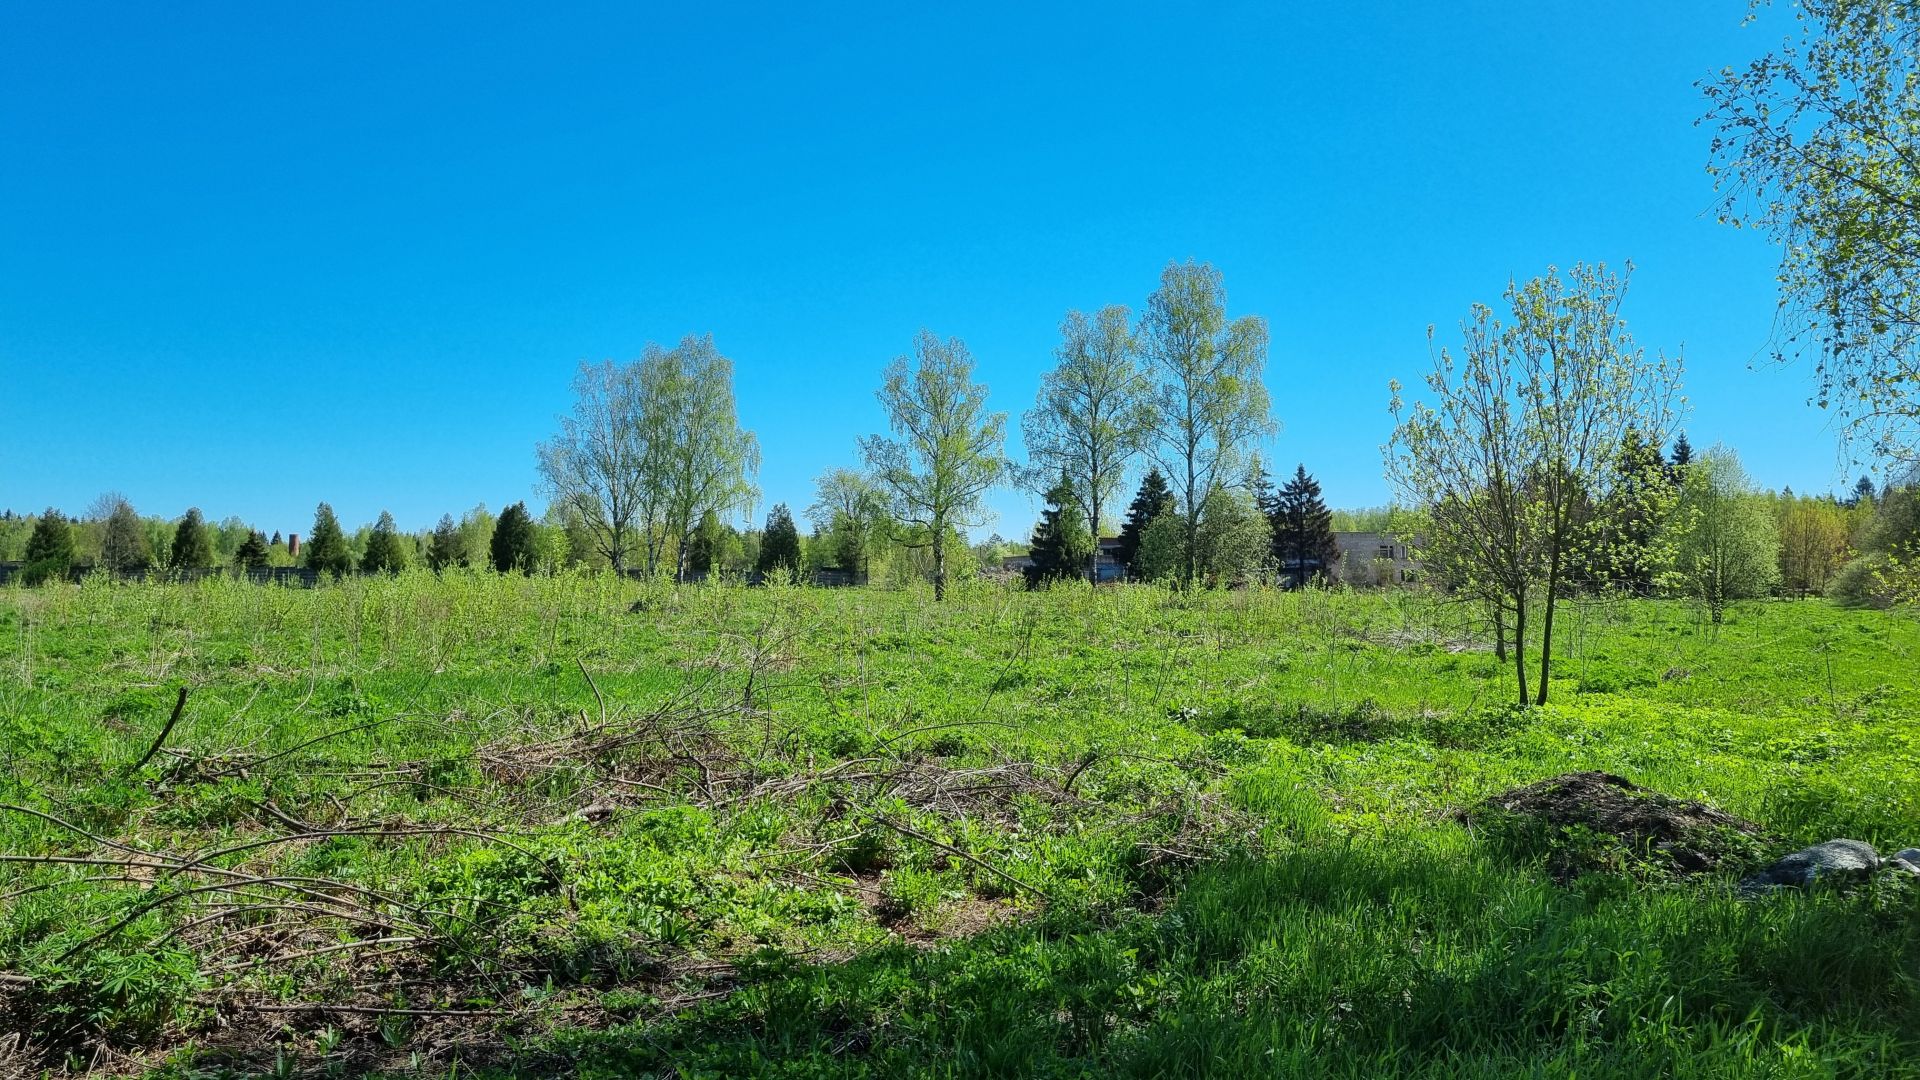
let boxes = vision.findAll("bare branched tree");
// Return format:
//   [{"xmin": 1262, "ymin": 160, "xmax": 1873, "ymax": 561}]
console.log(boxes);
[{"xmin": 538, "ymin": 361, "xmax": 654, "ymax": 574}]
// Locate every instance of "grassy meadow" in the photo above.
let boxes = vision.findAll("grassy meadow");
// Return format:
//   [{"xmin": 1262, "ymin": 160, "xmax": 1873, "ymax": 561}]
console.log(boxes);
[{"xmin": 1, "ymin": 574, "xmax": 1918, "ymax": 1077}]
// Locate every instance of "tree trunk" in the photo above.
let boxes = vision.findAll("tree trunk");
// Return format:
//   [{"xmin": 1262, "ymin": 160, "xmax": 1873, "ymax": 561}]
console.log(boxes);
[
  {"xmin": 932, "ymin": 524, "xmax": 947, "ymax": 602},
  {"xmin": 1511, "ymin": 590, "xmax": 1529, "ymax": 707},
  {"xmin": 1088, "ymin": 495, "xmax": 1102, "ymax": 584},
  {"xmin": 1491, "ymin": 599, "xmax": 1507, "ymax": 663},
  {"xmin": 1535, "ymin": 579, "xmax": 1557, "ymax": 706},
  {"xmin": 1185, "ymin": 459, "xmax": 1200, "ymax": 587}
]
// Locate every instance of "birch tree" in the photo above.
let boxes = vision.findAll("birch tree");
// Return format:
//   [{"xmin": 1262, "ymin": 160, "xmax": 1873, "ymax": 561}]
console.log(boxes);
[
  {"xmin": 860, "ymin": 330, "xmax": 1007, "ymax": 601},
  {"xmin": 1022, "ymin": 305, "xmax": 1155, "ymax": 581},
  {"xmin": 1705, "ymin": 0, "xmax": 1920, "ymax": 461},
  {"xmin": 1139, "ymin": 261, "xmax": 1275, "ymax": 585},
  {"xmin": 639, "ymin": 335, "xmax": 760, "ymax": 581},
  {"xmin": 538, "ymin": 361, "xmax": 653, "ymax": 574}
]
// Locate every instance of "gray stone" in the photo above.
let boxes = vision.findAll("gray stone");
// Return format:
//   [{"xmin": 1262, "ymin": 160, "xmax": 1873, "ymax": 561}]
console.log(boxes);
[
  {"xmin": 1739, "ymin": 839, "xmax": 1880, "ymax": 894},
  {"xmin": 1894, "ymin": 848, "xmax": 1920, "ymax": 866},
  {"xmin": 1891, "ymin": 849, "xmax": 1920, "ymax": 876}
]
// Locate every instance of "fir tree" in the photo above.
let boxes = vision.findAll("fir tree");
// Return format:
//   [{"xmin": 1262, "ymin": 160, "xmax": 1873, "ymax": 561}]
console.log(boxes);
[
  {"xmin": 1025, "ymin": 474, "xmax": 1093, "ymax": 588},
  {"xmin": 1115, "ymin": 469, "xmax": 1176, "ymax": 578},
  {"xmin": 490, "ymin": 502, "xmax": 538, "ymax": 574},
  {"xmin": 361, "ymin": 511, "xmax": 407, "ymax": 574},
  {"xmin": 426, "ymin": 514, "xmax": 462, "ymax": 571},
  {"xmin": 1271, "ymin": 464, "xmax": 1339, "ymax": 586},
  {"xmin": 168, "ymin": 507, "xmax": 214, "ymax": 570},
  {"xmin": 1671, "ymin": 432, "xmax": 1694, "ymax": 467},
  {"xmin": 304, "ymin": 503, "xmax": 352, "ymax": 576},
  {"xmin": 757, "ymin": 504, "xmax": 802, "ymax": 581},
  {"xmin": 1849, "ymin": 475, "xmax": 1878, "ymax": 508},
  {"xmin": 22, "ymin": 509, "xmax": 74, "ymax": 585},
  {"xmin": 234, "ymin": 530, "xmax": 270, "ymax": 570},
  {"xmin": 270, "ymin": 530, "xmax": 283, "ymax": 547}
]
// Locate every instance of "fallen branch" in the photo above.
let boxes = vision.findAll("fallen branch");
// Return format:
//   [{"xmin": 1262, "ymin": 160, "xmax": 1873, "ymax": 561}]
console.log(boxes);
[
  {"xmin": 128, "ymin": 687, "xmax": 189, "ymax": 774},
  {"xmin": 871, "ymin": 814, "xmax": 1057, "ymax": 905}
]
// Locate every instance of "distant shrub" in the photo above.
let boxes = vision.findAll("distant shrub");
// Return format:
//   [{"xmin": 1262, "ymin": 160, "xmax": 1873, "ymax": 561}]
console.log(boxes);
[{"xmin": 1828, "ymin": 553, "xmax": 1896, "ymax": 609}]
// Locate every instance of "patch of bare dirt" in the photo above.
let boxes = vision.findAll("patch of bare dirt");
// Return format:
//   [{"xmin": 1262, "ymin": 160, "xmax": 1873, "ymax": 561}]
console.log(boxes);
[{"xmin": 1466, "ymin": 771, "xmax": 1770, "ymax": 880}]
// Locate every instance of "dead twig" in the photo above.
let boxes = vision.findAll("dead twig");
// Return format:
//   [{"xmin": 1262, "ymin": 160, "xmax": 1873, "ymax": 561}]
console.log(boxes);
[
  {"xmin": 871, "ymin": 814, "xmax": 1057, "ymax": 905},
  {"xmin": 128, "ymin": 686, "xmax": 189, "ymax": 774}
]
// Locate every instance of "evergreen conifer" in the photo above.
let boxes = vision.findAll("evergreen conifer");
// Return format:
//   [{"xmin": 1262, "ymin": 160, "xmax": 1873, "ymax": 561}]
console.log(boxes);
[
  {"xmin": 1271, "ymin": 465, "xmax": 1339, "ymax": 586},
  {"xmin": 1115, "ymin": 469, "xmax": 1176, "ymax": 578},
  {"xmin": 757, "ymin": 504, "xmax": 802, "ymax": 581},
  {"xmin": 490, "ymin": 502, "xmax": 538, "ymax": 574},
  {"xmin": 1025, "ymin": 474, "xmax": 1092, "ymax": 587},
  {"xmin": 361, "ymin": 511, "xmax": 407, "ymax": 574},
  {"xmin": 304, "ymin": 503, "xmax": 352, "ymax": 576},
  {"xmin": 168, "ymin": 508, "xmax": 214, "ymax": 570}
]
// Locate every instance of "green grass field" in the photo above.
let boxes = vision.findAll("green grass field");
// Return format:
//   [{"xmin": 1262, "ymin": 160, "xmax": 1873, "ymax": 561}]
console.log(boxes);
[{"xmin": 2, "ymin": 575, "xmax": 1917, "ymax": 1077}]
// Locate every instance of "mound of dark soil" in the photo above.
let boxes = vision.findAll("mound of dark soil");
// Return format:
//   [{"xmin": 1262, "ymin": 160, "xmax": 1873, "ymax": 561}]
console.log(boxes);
[{"xmin": 1468, "ymin": 771, "xmax": 1769, "ymax": 881}]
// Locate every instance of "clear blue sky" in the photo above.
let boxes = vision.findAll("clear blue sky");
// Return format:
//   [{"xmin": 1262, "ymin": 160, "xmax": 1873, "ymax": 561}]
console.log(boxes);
[{"xmin": 0, "ymin": 2, "xmax": 1861, "ymax": 539}]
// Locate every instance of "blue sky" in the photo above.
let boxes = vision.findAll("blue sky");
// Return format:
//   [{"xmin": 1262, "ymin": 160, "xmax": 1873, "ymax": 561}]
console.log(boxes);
[{"xmin": 0, "ymin": 2, "xmax": 1862, "ymax": 539}]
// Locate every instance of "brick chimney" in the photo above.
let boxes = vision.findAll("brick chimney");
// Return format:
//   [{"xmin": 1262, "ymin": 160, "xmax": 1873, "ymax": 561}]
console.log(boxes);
[{"xmin": 288, "ymin": 533, "xmax": 300, "ymax": 558}]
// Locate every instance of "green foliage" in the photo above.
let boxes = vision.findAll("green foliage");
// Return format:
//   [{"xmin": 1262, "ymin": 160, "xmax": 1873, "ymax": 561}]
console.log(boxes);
[
  {"xmin": 1705, "ymin": 1, "xmax": 1920, "ymax": 459},
  {"xmin": 1024, "ymin": 474, "xmax": 1093, "ymax": 587},
  {"xmin": 425, "ymin": 513, "xmax": 462, "ymax": 571},
  {"xmin": 1131, "ymin": 512, "xmax": 1186, "ymax": 583},
  {"xmin": 1193, "ymin": 486, "xmax": 1271, "ymax": 585},
  {"xmin": 165, "ymin": 508, "xmax": 213, "ymax": 571},
  {"xmin": 807, "ymin": 469, "xmax": 891, "ymax": 579},
  {"xmin": 860, "ymin": 330, "xmax": 1007, "ymax": 599},
  {"xmin": 360, "ymin": 510, "xmax": 408, "ymax": 574},
  {"xmin": 1671, "ymin": 447, "xmax": 1782, "ymax": 623},
  {"xmin": 756, "ymin": 503, "xmax": 802, "ymax": 580},
  {"xmin": 1115, "ymin": 467, "xmax": 1175, "ymax": 579},
  {"xmin": 232, "ymin": 529, "xmax": 269, "ymax": 570},
  {"xmin": 303, "ymin": 502, "xmax": 352, "ymax": 576},
  {"xmin": 491, "ymin": 502, "xmax": 538, "ymax": 574},
  {"xmin": 1268, "ymin": 464, "xmax": 1339, "ymax": 585},
  {"xmin": 95, "ymin": 494, "xmax": 152, "ymax": 574},
  {"xmin": 1141, "ymin": 260, "xmax": 1275, "ymax": 584},
  {"xmin": 22, "ymin": 508, "xmax": 75, "ymax": 584},
  {"xmin": 1387, "ymin": 263, "xmax": 1682, "ymax": 705},
  {"xmin": 1023, "ymin": 305, "xmax": 1154, "ymax": 572},
  {"xmin": 683, "ymin": 509, "xmax": 728, "ymax": 576}
]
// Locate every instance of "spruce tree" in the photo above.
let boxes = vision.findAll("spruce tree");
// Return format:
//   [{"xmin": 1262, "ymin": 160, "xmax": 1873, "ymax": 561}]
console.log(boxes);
[
  {"xmin": 1850, "ymin": 475, "xmax": 1878, "ymax": 508},
  {"xmin": 23, "ymin": 509, "xmax": 75, "ymax": 585},
  {"xmin": 490, "ymin": 502, "xmax": 538, "ymax": 574},
  {"xmin": 270, "ymin": 530, "xmax": 283, "ymax": 547},
  {"xmin": 426, "ymin": 514, "xmax": 462, "ymax": 571},
  {"xmin": 1671, "ymin": 432, "xmax": 1694, "ymax": 467},
  {"xmin": 361, "ymin": 511, "xmax": 407, "ymax": 574},
  {"xmin": 304, "ymin": 503, "xmax": 352, "ymax": 576},
  {"xmin": 1272, "ymin": 465, "xmax": 1339, "ymax": 586},
  {"xmin": 756, "ymin": 504, "xmax": 802, "ymax": 580},
  {"xmin": 1115, "ymin": 469, "xmax": 1176, "ymax": 578},
  {"xmin": 234, "ymin": 530, "xmax": 270, "ymax": 570},
  {"xmin": 1025, "ymin": 474, "xmax": 1092, "ymax": 587},
  {"xmin": 168, "ymin": 508, "xmax": 214, "ymax": 570}
]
